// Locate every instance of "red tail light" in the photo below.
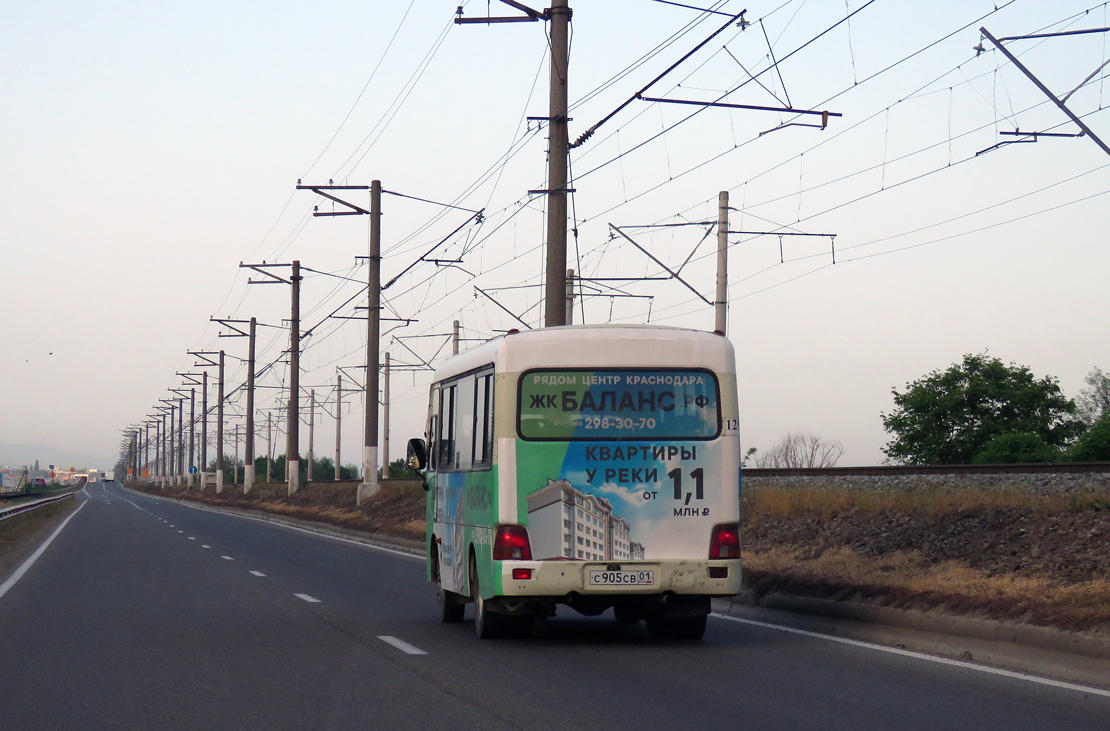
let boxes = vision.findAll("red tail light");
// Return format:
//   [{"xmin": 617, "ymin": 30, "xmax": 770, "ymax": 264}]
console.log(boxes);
[
  {"xmin": 493, "ymin": 525, "xmax": 533, "ymax": 560},
  {"xmin": 709, "ymin": 522, "xmax": 741, "ymax": 559}
]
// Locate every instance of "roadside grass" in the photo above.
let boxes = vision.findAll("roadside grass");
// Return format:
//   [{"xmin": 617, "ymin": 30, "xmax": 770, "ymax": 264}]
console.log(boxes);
[
  {"xmin": 133, "ymin": 479, "xmax": 427, "ymax": 541},
  {"xmin": 0, "ymin": 498, "xmax": 79, "ymax": 580},
  {"xmin": 742, "ymin": 484, "xmax": 1110, "ymax": 520},
  {"xmin": 743, "ymin": 546, "xmax": 1110, "ymax": 629},
  {"xmin": 741, "ymin": 484, "xmax": 1110, "ymax": 630}
]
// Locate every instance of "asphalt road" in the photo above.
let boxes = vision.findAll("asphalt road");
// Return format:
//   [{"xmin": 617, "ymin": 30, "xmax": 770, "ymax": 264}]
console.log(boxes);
[{"xmin": 0, "ymin": 481, "xmax": 1107, "ymax": 730}]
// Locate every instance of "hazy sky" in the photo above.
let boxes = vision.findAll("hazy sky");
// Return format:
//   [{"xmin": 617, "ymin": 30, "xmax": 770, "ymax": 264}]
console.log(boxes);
[{"xmin": 3, "ymin": 0, "xmax": 1108, "ymax": 471}]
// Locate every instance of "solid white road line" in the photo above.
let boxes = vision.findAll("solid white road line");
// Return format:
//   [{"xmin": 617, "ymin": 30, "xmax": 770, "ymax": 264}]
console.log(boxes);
[
  {"xmin": 710, "ymin": 613, "xmax": 1110, "ymax": 698},
  {"xmin": 377, "ymin": 636, "xmax": 427, "ymax": 655},
  {"xmin": 249, "ymin": 571, "xmax": 266, "ymax": 577},
  {"xmin": 221, "ymin": 556, "xmax": 234, "ymax": 561},
  {"xmin": 295, "ymin": 594, "xmax": 321, "ymax": 603},
  {"xmin": 0, "ymin": 501, "xmax": 87, "ymax": 602}
]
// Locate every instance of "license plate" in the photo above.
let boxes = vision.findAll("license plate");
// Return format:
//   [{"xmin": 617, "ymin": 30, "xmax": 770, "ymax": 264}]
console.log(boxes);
[{"xmin": 588, "ymin": 569, "xmax": 655, "ymax": 586}]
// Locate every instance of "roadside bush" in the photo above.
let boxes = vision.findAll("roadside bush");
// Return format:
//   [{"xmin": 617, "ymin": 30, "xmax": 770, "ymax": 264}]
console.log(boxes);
[
  {"xmin": 972, "ymin": 432, "xmax": 1059, "ymax": 464},
  {"xmin": 1068, "ymin": 417, "xmax": 1110, "ymax": 462}
]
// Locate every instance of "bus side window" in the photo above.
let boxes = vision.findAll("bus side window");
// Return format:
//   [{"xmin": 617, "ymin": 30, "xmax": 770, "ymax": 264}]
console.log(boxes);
[
  {"xmin": 438, "ymin": 385, "xmax": 456, "ymax": 471},
  {"xmin": 428, "ymin": 386, "xmax": 440, "ymax": 471},
  {"xmin": 455, "ymin": 375, "xmax": 476, "ymax": 472},
  {"xmin": 428, "ymin": 415, "xmax": 438, "ymax": 471},
  {"xmin": 472, "ymin": 372, "xmax": 493, "ymax": 468}
]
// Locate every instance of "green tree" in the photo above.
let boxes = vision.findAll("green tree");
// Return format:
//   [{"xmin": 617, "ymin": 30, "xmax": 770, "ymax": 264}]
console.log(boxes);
[
  {"xmin": 971, "ymin": 432, "xmax": 1059, "ymax": 464},
  {"xmin": 380, "ymin": 458, "xmax": 419, "ymax": 479},
  {"xmin": 881, "ymin": 353, "xmax": 1083, "ymax": 465},
  {"xmin": 1068, "ymin": 416, "xmax": 1110, "ymax": 462}
]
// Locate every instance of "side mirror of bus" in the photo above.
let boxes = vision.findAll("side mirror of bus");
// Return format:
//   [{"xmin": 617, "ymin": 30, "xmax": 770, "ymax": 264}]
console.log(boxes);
[{"xmin": 407, "ymin": 438, "xmax": 428, "ymax": 472}]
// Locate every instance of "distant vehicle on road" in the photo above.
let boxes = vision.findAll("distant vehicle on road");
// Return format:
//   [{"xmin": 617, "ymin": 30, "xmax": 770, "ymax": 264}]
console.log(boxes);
[
  {"xmin": 409, "ymin": 325, "xmax": 742, "ymax": 639},
  {"xmin": 104, "ymin": 470, "xmax": 115, "ymax": 482}
]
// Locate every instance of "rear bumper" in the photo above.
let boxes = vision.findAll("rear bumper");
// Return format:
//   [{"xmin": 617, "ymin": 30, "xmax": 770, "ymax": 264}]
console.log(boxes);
[{"xmin": 499, "ymin": 559, "xmax": 741, "ymax": 597}]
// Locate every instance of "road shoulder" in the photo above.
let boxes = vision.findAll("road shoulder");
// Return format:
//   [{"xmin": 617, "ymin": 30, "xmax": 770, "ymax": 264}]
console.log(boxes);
[
  {"xmin": 0, "ymin": 497, "xmax": 81, "ymax": 586},
  {"xmin": 712, "ymin": 594, "xmax": 1110, "ymax": 690}
]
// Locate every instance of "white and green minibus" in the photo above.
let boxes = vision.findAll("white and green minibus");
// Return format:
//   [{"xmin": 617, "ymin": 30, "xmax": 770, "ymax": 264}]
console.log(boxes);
[{"xmin": 407, "ymin": 325, "xmax": 741, "ymax": 639}]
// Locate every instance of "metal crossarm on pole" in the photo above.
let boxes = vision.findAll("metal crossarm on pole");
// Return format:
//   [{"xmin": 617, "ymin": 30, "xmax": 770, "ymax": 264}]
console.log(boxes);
[{"xmin": 980, "ymin": 25, "xmax": 1110, "ymax": 159}]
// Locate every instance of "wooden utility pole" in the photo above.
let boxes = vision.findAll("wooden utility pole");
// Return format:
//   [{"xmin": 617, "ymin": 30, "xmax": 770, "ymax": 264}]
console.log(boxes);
[
  {"xmin": 715, "ymin": 191, "xmax": 729, "ymax": 334},
  {"xmin": 335, "ymin": 373, "xmax": 342, "ymax": 481}
]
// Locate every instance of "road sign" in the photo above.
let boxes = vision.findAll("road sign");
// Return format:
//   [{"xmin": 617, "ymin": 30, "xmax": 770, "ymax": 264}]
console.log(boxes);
[
  {"xmin": 189, "ymin": 466, "xmax": 198, "ymax": 474},
  {"xmin": 127, "ymin": 468, "xmax": 133, "ymax": 474}
]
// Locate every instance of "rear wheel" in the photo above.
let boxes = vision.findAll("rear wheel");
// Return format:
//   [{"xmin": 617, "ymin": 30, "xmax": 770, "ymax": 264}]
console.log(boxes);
[
  {"xmin": 471, "ymin": 556, "xmax": 508, "ymax": 639},
  {"xmin": 437, "ymin": 586, "xmax": 465, "ymax": 623},
  {"xmin": 646, "ymin": 614, "xmax": 707, "ymax": 640}
]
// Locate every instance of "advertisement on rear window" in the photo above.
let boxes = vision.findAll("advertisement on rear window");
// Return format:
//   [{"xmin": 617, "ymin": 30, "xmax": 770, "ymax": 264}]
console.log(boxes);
[
  {"xmin": 517, "ymin": 369, "xmax": 733, "ymax": 561},
  {"xmin": 518, "ymin": 369, "xmax": 720, "ymax": 441}
]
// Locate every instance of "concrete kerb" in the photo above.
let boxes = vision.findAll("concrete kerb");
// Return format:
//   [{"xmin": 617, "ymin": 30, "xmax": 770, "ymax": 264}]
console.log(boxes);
[
  {"xmin": 120, "ymin": 485, "xmax": 423, "ymax": 557},
  {"xmin": 713, "ymin": 593, "xmax": 1110, "ymax": 689}
]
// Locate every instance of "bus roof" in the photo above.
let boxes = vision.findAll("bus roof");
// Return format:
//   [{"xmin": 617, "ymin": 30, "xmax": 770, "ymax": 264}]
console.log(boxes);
[{"xmin": 432, "ymin": 325, "xmax": 735, "ymax": 381}]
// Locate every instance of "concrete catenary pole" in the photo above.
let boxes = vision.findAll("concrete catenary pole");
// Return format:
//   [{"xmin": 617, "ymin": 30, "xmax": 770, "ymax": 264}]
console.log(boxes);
[
  {"xmin": 543, "ymin": 0, "xmax": 571, "ymax": 327},
  {"xmin": 308, "ymin": 389, "xmax": 315, "ymax": 483},
  {"xmin": 715, "ymin": 191, "xmax": 729, "ymax": 335},
  {"xmin": 359, "ymin": 181, "xmax": 381, "ymax": 504},
  {"xmin": 244, "ymin": 316, "xmax": 256, "ymax": 491},
  {"xmin": 168, "ymin": 404, "xmax": 176, "ymax": 485},
  {"xmin": 266, "ymin": 412, "xmax": 272, "ymax": 484},
  {"xmin": 189, "ymin": 388, "xmax": 195, "ymax": 488},
  {"xmin": 335, "ymin": 373, "xmax": 342, "ymax": 481},
  {"xmin": 216, "ymin": 350, "xmax": 225, "ymax": 494},
  {"xmin": 288, "ymin": 260, "xmax": 302, "ymax": 496},
  {"xmin": 201, "ymin": 371, "xmax": 209, "ymax": 488},
  {"xmin": 452, "ymin": 320, "xmax": 460, "ymax": 355},
  {"xmin": 382, "ymin": 353, "xmax": 390, "ymax": 479},
  {"xmin": 565, "ymin": 269, "xmax": 574, "ymax": 325},
  {"xmin": 174, "ymin": 399, "xmax": 180, "ymax": 485},
  {"xmin": 233, "ymin": 423, "xmax": 240, "ymax": 486}
]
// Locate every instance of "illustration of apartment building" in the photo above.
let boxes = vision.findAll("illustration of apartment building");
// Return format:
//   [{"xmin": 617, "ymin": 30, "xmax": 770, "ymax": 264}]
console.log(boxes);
[{"xmin": 526, "ymin": 479, "xmax": 637, "ymax": 561}]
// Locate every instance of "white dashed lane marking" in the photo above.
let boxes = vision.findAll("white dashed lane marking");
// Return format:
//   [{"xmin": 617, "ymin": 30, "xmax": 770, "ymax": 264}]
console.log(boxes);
[
  {"xmin": 295, "ymin": 594, "xmax": 321, "ymax": 603},
  {"xmin": 188, "ymin": 537, "xmax": 196, "ymax": 540},
  {"xmin": 250, "ymin": 571, "xmax": 266, "ymax": 577},
  {"xmin": 201, "ymin": 545, "xmax": 211, "ymax": 549},
  {"xmin": 221, "ymin": 556, "xmax": 234, "ymax": 561},
  {"xmin": 378, "ymin": 636, "xmax": 427, "ymax": 655}
]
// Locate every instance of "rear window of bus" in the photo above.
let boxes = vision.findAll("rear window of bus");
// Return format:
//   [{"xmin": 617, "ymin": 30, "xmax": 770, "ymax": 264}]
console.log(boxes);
[{"xmin": 517, "ymin": 368, "xmax": 721, "ymax": 441}]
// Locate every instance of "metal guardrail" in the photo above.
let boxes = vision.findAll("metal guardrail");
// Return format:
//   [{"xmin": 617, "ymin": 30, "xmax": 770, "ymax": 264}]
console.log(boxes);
[
  {"xmin": 742, "ymin": 461, "xmax": 1110, "ymax": 478},
  {"xmin": 0, "ymin": 492, "xmax": 76, "ymax": 521}
]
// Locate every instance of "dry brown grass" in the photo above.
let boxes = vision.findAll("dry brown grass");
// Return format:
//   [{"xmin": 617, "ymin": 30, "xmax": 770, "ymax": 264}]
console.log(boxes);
[
  {"xmin": 743, "ymin": 485, "xmax": 1110, "ymax": 521},
  {"xmin": 743, "ymin": 546, "xmax": 1110, "ymax": 628}
]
